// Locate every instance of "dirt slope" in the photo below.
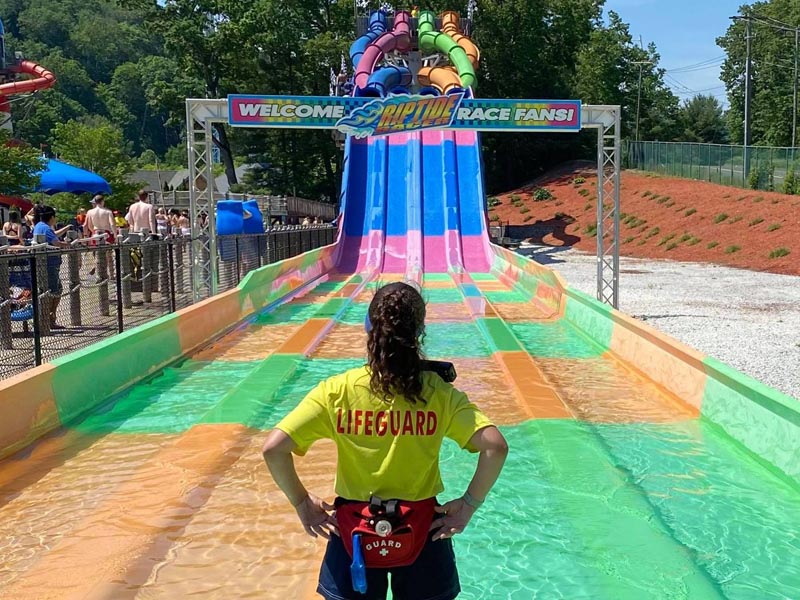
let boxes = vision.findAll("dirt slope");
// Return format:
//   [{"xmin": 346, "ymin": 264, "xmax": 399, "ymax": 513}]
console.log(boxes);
[{"xmin": 490, "ymin": 168, "xmax": 799, "ymax": 275}]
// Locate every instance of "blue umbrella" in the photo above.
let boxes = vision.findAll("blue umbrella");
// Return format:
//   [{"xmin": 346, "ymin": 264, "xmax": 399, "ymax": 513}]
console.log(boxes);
[{"xmin": 36, "ymin": 159, "xmax": 112, "ymax": 195}]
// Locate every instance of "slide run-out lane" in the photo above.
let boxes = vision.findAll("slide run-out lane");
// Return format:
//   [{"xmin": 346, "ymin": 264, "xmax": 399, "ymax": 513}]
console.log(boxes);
[{"xmin": 1, "ymin": 272, "xmax": 799, "ymax": 599}]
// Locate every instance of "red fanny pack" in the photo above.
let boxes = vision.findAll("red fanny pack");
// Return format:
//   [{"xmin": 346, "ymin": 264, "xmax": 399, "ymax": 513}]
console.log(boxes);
[{"xmin": 336, "ymin": 496, "xmax": 437, "ymax": 568}]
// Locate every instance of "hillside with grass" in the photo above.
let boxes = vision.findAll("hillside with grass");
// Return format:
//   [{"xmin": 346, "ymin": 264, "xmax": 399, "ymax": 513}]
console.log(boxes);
[{"xmin": 490, "ymin": 167, "xmax": 798, "ymax": 275}]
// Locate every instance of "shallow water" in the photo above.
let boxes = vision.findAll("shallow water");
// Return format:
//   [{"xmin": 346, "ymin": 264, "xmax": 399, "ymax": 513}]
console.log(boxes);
[{"xmin": 1, "ymin": 272, "xmax": 798, "ymax": 599}]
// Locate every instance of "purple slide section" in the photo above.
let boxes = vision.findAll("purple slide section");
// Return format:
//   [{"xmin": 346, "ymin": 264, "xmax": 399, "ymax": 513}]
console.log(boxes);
[{"xmin": 354, "ymin": 11, "xmax": 411, "ymax": 91}]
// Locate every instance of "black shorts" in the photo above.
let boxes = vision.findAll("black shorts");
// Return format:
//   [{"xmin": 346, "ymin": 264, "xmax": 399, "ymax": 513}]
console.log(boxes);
[{"xmin": 317, "ymin": 530, "xmax": 460, "ymax": 600}]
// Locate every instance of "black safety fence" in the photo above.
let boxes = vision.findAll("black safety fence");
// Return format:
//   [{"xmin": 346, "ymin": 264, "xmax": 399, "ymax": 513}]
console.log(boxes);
[{"xmin": 0, "ymin": 225, "xmax": 336, "ymax": 380}]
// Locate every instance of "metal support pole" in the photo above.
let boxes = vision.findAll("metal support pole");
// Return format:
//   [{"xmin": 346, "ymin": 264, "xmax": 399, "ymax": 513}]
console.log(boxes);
[
  {"xmin": 35, "ymin": 251, "xmax": 51, "ymax": 338},
  {"xmin": 115, "ymin": 247, "xmax": 124, "ymax": 333},
  {"xmin": 68, "ymin": 249, "xmax": 81, "ymax": 326},
  {"xmin": 235, "ymin": 236, "xmax": 241, "ymax": 285},
  {"xmin": 168, "ymin": 241, "xmax": 177, "ymax": 313},
  {"xmin": 175, "ymin": 238, "xmax": 185, "ymax": 294},
  {"xmin": 0, "ymin": 253, "xmax": 11, "ymax": 349},
  {"xmin": 120, "ymin": 244, "xmax": 132, "ymax": 309},
  {"xmin": 142, "ymin": 242, "xmax": 153, "ymax": 304},
  {"xmin": 30, "ymin": 254, "xmax": 43, "ymax": 364},
  {"xmin": 158, "ymin": 242, "xmax": 169, "ymax": 296},
  {"xmin": 98, "ymin": 243, "xmax": 110, "ymax": 317},
  {"xmin": 793, "ymin": 28, "xmax": 799, "ymax": 154},
  {"xmin": 744, "ymin": 17, "xmax": 753, "ymax": 178}
]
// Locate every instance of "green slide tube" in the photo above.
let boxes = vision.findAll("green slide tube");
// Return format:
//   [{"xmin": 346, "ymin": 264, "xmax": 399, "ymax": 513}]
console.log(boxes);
[{"xmin": 418, "ymin": 11, "xmax": 476, "ymax": 89}]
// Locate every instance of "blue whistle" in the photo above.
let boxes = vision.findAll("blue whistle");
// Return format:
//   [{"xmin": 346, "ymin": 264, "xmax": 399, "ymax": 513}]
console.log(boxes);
[{"xmin": 351, "ymin": 533, "xmax": 368, "ymax": 594}]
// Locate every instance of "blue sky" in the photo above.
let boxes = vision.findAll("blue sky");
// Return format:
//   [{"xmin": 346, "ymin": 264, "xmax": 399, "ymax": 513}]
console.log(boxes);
[{"xmin": 605, "ymin": 0, "xmax": 744, "ymax": 106}]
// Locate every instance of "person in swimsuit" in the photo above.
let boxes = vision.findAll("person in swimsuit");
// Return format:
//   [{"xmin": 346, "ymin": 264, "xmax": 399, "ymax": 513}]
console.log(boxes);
[
  {"xmin": 2, "ymin": 210, "xmax": 23, "ymax": 245},
  {"xmin": 262, "ymin": 282, "xmax": 509, "ymax": 600}
]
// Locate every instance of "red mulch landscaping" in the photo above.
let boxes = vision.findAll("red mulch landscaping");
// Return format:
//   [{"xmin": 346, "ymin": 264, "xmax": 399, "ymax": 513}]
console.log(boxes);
[{"xmin": 490, "ymin": 167, "xmax": 799, "ymax": 275}]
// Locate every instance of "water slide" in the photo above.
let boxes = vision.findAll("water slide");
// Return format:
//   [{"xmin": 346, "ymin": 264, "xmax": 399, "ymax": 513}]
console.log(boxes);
[
  {"xmin": 0, "ymin": 18, "xmax": 56, "ymax": 126},
  {"xmin": 1, "ymin": 9, "xmax": 800, "ymax": 600}
]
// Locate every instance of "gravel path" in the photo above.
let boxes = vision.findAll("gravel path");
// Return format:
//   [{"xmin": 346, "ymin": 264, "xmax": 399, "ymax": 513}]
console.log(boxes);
[{"xmin": 519, "ymin": 244, "xmax": 800, "ymax": 400}]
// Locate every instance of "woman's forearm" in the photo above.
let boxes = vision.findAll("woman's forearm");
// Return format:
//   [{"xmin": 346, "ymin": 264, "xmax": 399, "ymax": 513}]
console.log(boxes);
[
  {"xmin": 263, "ymin": 450, "xmax": 308, "ymax": 506},
  {"xmin": 465, "ymin": 446, "xmax": 507, "ymax": 501}
]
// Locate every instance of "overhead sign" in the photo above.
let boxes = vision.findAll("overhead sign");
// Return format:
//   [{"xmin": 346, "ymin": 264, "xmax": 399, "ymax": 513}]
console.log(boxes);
[{"xmin": 228, "ymin": 94, "xmax": 581, "ymax": 135}]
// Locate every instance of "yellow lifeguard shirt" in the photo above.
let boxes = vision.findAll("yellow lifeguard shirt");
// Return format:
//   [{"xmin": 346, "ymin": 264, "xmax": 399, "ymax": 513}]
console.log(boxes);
[{"xmin": 276, "ymin": 366, "xmax": 493, "ymax": 501}]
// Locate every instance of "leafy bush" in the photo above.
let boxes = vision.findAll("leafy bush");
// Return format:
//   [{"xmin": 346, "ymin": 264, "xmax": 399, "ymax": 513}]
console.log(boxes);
[
  {"xmin": 519, "ymin": 207, "xmax": 530, "ymax": 214},
  {"xmin": 533, "ymin": 188, "xmax": 554, "ymax": 201},
  {"xmin": 645, "ymin": 227, "xmax": 661, "ymax": 239},
  {"xmin": 728, "ymin": 216, "xmax": 743, "ymax": 224},
  {"xmin": 748, "ymin": 166, "xmax": 761, "ymax": 190},
  {"xmin": 658, "ymin": 233, "xmax": 677, "ymax": 246},
  {"xmin": 623, "ymin": 236, "xmax": 635, "ymax": 244},
  {"xmin": 510, "ymin": 194, "xmax": 522, "ymax": 205},
  {"xmin": 578, "ymin": 188, "xmax": 590, "ymax": 197},
  {"xmin": 783, "ymin": 165, "xmax": 797, "ymax": 195},
  {"xmin": 769, "ymin": 247, "xmax": 790, "ymax": 258},
  {"xmin": 767, "ymin": 223, "xmax": 782, "ymax": 232},
  {"xmin": 687, "ymin": 237, "xmax": 701, "ymax": 246},
  {"xmin": 642, "ymin": 191, "xmax": 653, "ymax": 197},
  {"xmin": 666, "ymin": 242, "xmax": 678, "ymax": 251},
  {"xmin": 679, "ymin": 234, "xmax": 692, "ymax": 243},
  {"xmin": 707, "ymin": 241, "xmax": 719, "ymax": 249},
  {"xmin": 584, "ymin": 203, "xmax": 592, "ymax": 212},
  {"xmin": 748, "ymin": 217, "xmax": 764, "ymax": 227},
  {"xmin": 572, "ymin": 176, "xmax": 586, "ymax": 185},
  {"xmin": 713, "ymin": 213, "xmax": 728, "ymax": 224},
  {"xmin": 684, "ymin": 208, "xmax": 697, "ymax": 217},
  {"xmin": 583, "ymin": 223, "xmax": 597, "ymax": 237},
  {"xmin": 724, "ymin": 245, "xmax": 741, "ymax": 254},
  {"xmin": 664, "ymin": 200, "xmax": 675, "ymax": 207},
  {"xmin": 523, "ymin": 215, "xmax": 533, "ymax": 222},
  {"xmin": 488, "ymin": 196, "xmax": 502, "ymax": 207},
  {"xmin": 489, "ymin": 213, "xmax": 500, "ymax": 222},
  {"xmin": 753, "ymin": 196, "xmax": 764, "ymax": 203}
]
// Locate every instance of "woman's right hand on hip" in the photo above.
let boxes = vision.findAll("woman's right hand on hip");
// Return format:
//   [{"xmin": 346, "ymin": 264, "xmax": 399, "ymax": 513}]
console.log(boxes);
[{"xmin": 295, "ymin": 494, "xmax": 339, "ymax": 539}]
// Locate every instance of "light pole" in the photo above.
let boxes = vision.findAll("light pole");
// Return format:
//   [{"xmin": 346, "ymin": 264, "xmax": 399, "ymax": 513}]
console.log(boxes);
[{"xmin": 633, "ymin": 60, "xmax": 653, "ymax": 142}]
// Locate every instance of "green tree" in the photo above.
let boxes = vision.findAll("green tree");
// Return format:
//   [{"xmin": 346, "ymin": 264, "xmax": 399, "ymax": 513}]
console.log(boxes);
[
  {"xmin": 50, "ymin": 117, "xmax": 141, "ymax": 208},
  {"xmin": 0, "ymin": 130, "xmax": 44, "ymax": 195},
  {"xmin": 679, "ymin": 94, "xmax": 729, "ymax": 143},
  {"xmin": 575, "ymin": 11, "xmax": 680, "ymax": 141},
  {"xmin": 718, "ymin": 1, "xmax": 800, "ymax": 146}
]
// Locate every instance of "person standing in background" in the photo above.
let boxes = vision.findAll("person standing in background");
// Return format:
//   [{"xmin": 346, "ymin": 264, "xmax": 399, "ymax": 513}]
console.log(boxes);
[
  {"xmin": 85, "ymin": 195, "xmax": 116, "ymax": 243},
  {"xmin": 125, "ymin": 190, "xmax": 157, "ymax": 234},
  {"xmin": 32, "ymin": 205, "xmax": 71, "ymax": 329},
  {"xmin": 2, "ymin": 210, "xmax": 23, "ymax": 245}
]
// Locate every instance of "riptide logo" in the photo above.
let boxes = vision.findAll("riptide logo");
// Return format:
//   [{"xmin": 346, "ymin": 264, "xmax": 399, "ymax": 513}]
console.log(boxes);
[
  {"xmin": 336, "ymin": 93, "xmax": 463, "ymax": 138},
  {"xmin": 233, "ymin": 100, "xmax": 346, "ymax": 121}
]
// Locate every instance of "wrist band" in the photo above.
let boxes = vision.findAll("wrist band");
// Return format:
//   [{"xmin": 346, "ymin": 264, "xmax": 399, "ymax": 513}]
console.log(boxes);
[{"xmin": 463, "ymin": 491, "xmax": 484, "ymax": 509}]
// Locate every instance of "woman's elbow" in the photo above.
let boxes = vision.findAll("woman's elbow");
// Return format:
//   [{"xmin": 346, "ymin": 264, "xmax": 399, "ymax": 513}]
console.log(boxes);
[
  {"xmin": 492, "ymin": 435, "xmax": 509, "ymax": 457},
  {"xmin": 261, "ymin": 429, "xmax": 295, "ymax": 457}
]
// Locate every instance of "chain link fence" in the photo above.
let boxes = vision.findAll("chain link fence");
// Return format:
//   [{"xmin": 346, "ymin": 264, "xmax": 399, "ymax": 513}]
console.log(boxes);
[
  {"xmin": 0, "ymin": 225, "xmax": 336, "ymax": 380},
  {"xmin": 624, "ymin": 140, "xmax": 800, "ymax": 191}
]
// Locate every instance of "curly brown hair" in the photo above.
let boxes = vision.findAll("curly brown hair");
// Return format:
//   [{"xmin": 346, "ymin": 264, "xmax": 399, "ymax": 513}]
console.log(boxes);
[{"xmin": 366, "ymin": 282, "xmax": 427, "ymax": 404}]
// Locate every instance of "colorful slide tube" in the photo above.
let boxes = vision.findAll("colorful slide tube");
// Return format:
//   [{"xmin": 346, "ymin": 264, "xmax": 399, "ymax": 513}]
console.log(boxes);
[
  {"xmin": 354, "ymin": 10, "xmax": 412, "ymax": 92},
  {"xmin": 418, "ymin": 11, "xmax": 476, "ymax": 90},
  {"xmin": 348, "ymin": 11, "xmax": 387, "ymax": 69}
]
